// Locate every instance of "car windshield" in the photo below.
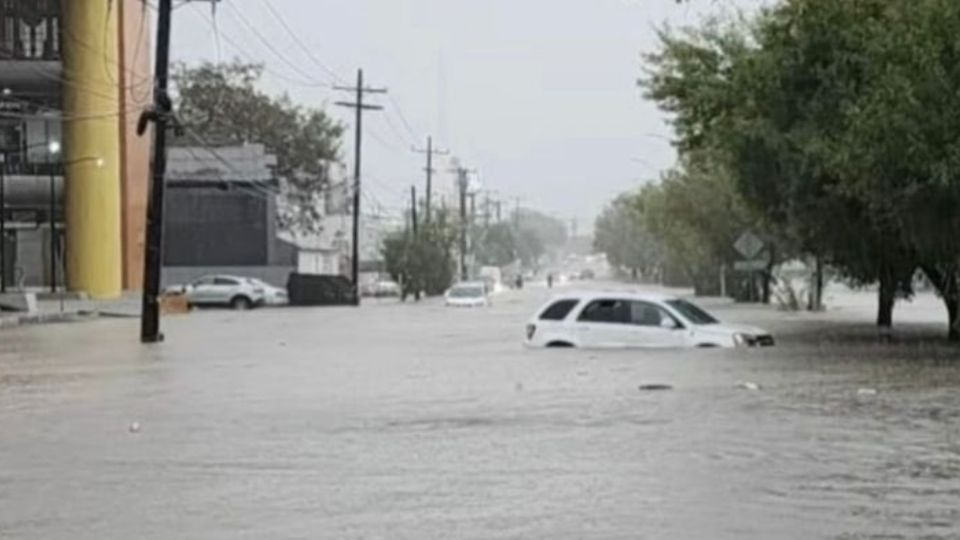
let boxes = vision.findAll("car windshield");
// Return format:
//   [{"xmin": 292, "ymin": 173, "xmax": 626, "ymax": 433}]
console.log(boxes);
[
  {"xmin": 665, "ymin": 299, "xmax": 719, "ymax": 325},
  {"xmin": 449, "ymin": 286, "xmax": 485, "ymax": 298}
]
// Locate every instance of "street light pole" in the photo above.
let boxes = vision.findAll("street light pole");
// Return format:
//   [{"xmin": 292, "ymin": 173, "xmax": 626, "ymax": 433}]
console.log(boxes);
[
  {"xmin": 47, "ymin": 141, "xmax": 60, "ymax": 293},
  {"xmin": 49, "ymin": 167, "xmax": 56, "ymax": 292}
]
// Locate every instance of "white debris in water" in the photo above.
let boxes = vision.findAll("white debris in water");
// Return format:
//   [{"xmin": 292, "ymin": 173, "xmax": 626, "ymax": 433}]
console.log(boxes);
[
  {"xmin": 857, "ymin": 388, "xmax": 878, "ymax": 396},
  {"xmin": 735, "ymin": 381, "xmax": 762, "ymax": 391},
  {"xmin": 128, "ymin": 422, "xmax": 141, "ymax": 433}
]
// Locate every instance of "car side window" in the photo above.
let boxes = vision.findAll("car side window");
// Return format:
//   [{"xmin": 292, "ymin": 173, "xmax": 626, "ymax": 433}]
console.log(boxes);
[
  {"xmin": 193, "ymin": 277, "xmax": 214, "ymax": 286},
  {"xmin": 577, "ymin": 299, "xmax": 630, "ymax": 324},
  {"xmin": 630, "ymin": 302, "xmax": 682, "ymax": 328},
  {"xmin": 539, "ymin": 299, "xmax": 579, "ymax": 321},
  {"xmin": 214, "ymin": 277, "xmax": 238, "ymax": 286}
]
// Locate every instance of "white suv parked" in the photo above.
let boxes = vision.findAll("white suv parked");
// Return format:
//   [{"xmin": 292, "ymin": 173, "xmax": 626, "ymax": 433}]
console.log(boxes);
[
  {"xmin": 166, "ymin": 275, "xmax": 266, "ymax": 310},
  {"xmin": 525, "ymin": 291, "xmax": 774, "ymax": 349}
]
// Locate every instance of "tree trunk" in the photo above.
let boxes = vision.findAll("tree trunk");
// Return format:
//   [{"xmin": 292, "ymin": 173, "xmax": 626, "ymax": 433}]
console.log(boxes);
[
  {"xmin": 948, "ymin": 297, "xmax": 960, "ymax": 342},
  {"xmin": 921, "ymin": 264, "xmax": 960, "ymax": 342},
  {"xmin": 877, "ymin": 269, "xmax": 895, "ymax": 328}
]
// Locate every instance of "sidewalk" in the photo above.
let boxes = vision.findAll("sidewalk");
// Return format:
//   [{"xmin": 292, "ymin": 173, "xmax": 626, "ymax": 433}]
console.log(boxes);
[{"xmin": 0, "ymin": 292, "xmax": 142, "ymax": 330}]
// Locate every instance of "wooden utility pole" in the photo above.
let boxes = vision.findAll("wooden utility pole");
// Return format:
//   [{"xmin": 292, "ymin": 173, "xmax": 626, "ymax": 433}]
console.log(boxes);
[
  {"xmin": 458, "ymin": 170, "xmax": 468, "ymax": 281},
  {"xmin": 410, "ymin": 185, "xmax": 418, "ymax": 236},
  {"xmin": 412, "ymin": 136, "xmax": 448, "ymax": 224},
  {"xmin": 335, "ymin": 70, "xmax": 387, "ymax": 305},
  {"xmin": 139, "ymin": 0, "xmax": 175, "ymax": 343}
]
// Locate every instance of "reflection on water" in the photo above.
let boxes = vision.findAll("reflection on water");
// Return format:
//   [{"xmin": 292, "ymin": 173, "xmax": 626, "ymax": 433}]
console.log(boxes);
[{"xmin": 1, "ymin": 290, "xmax": 959, "ymax": 538}]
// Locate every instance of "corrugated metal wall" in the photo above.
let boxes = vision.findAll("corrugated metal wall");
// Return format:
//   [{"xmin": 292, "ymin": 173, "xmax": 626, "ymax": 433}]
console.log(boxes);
[{"xmin": 164, "ymin": 188, "xmax": 269, "ymax": 266}]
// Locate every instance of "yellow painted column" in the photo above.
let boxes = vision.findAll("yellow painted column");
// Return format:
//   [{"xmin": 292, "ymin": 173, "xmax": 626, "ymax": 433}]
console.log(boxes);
[{"xmin": 62, "ymin": 0, "xmax": 123, "ymax": 298}]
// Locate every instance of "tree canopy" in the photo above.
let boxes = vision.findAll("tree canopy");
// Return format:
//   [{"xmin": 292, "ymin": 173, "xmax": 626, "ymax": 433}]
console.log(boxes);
[
  {"xmin": 172, "ymin": 60, "xmax": 345, "ymax": 235},
  {"xmin": 621, "ymin": 0, "xmax": 960, "ymax": 338}
]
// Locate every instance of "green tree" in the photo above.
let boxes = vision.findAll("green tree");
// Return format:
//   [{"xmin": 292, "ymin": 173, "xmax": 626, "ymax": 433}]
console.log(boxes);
[
  {"xmin": 593, "ymin": 194, "xmax": 661, "ymax": 280},
  {"xmin": 172, "ymin": 61, "xmax": 345, "ymax": 235},
  {"xmin": 643, "ymin": 5, "xmax": 918, "ymax": 323},
  {"xmin": 381, "ymin": 209, "xmax": 458, "ymax": 299},
  {"xmin": 475, "ymin": 223, "xmax": 518, "ymax": 267}
]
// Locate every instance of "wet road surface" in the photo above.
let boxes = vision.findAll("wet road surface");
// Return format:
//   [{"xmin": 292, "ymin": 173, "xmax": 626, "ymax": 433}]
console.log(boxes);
[{"xmin": 2, "ymin": 285, "xmax": 960, "ymax": 539}]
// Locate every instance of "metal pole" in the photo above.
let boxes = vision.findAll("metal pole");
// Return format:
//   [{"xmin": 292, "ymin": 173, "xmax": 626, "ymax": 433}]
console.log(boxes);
[
  {"xmin": 49, "ymin": 169, "xmax": 56, "ymax": 293},
  {"xmin": 350, "ymin": 69, "xmax": 363, "ymax": 305},
  {"xmin": 0, "ymin": 156, "xmax": 5, "ymax": 293},
  {"xmin": 425, "ymin": 136, "xmax": 432, "ymax": 225},
  {"xmin": 458, "ymin": 169, "xmax": 467, "ymax": 281},
  {"xmin": 140, "ymin": 0, "xmax": 174, "ymax": 343}
]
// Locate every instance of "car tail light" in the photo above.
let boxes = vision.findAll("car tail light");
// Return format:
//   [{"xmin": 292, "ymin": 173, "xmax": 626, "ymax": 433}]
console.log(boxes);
[{"xmin": 526, "ymin": 324, "xmax": 536, "ymax": 340}]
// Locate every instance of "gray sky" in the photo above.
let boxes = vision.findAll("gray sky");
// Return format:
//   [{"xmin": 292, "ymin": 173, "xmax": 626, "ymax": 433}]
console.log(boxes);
[{"xmin": 172, "ymin": 0, "xmax": 760, "ymax": 234}]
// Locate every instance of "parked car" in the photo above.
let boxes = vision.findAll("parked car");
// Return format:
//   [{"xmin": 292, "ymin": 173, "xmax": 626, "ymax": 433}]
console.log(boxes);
[
  {"xmin": 246, "ymin": 278, "xmax": 289, "ymax": 306},
  {"xmin": 362, "ymin": 280, "xmax": 401, "ymax": 298},
  {"xmin": 164, "ymin": 275, "xmax": 266, "ymax": 310},
  {"xmin": 445, "ymin": 281, "xmax": 490, "ymax": 307},
  {"xmin": 579, "ymin": 269, "xmax": 595, "ymax": 280},
  {"xmin": 525, "ymin": 291, "xmax": 774, "ymax": 349}
]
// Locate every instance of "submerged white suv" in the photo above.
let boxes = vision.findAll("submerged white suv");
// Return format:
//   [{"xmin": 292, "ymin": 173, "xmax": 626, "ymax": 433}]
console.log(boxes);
[{"xmin": 525, "ymin": 291, "xmax": 774, "ymax": 349}]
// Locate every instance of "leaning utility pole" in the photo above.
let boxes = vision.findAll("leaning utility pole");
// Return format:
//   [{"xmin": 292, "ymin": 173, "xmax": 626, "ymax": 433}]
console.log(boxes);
[
  {"xmin": 139, "ymin": 0, "xmax": 175, "ymax": 343},
  {"xmin": 412, "ymin": 136, "xmax": 448, "ymax": 224},
  {"xmin": 335, "ymin": 70, "xmax": 386, "ymax": 305}
]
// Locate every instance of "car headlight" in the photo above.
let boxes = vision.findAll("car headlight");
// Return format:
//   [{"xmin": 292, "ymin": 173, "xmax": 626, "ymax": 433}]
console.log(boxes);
[{"xmin": 733, "ymin": 333, "xmax": 754, "ymax": 347}]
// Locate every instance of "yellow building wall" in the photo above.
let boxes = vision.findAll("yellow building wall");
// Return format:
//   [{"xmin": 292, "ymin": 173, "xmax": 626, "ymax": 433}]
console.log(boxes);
[{"xmin": 62, "ymin": 0, "xmax": 123, "ymax": 298}]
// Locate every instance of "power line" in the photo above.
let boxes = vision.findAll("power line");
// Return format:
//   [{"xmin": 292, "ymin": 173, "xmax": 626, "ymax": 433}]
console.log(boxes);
[
  {"xmin": 222, "ymin": 1, "xmax": 334, "ymax": 88},
  {"xmin": 259, "ymin": 0, "xmax": 345, "ymax": 84}
]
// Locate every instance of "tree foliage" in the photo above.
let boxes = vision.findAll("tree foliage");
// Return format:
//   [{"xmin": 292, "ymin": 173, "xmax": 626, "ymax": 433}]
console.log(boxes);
[
  {"xmin": 636, "ymin": 0, "xmax": 960, "ymax": 338},
  {"xmin": 172, "ymin": 61, "xmax": 345, "ymax": 235},
  {"xmin": 382, "ymin": 210, "xmax": 458, "ymax": 299},
  {"xmin": 475, "ymin": 223, "xmax": 518, "ymax": 268},
  {"xmin": 593, "ymin": 194, "xmax": 660, "ymax": 279}
]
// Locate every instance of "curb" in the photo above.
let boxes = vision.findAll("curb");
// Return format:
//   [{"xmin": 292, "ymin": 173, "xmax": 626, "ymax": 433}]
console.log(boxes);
[{"xmin": 0, "ymin": 311, "xmax": 99, "ymax": 330}]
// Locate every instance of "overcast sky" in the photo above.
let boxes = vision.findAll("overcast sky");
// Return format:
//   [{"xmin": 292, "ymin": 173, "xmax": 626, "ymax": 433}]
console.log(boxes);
[{"xmin": 172, "ymin": 0, "xmax": 761, "ymax": 234}]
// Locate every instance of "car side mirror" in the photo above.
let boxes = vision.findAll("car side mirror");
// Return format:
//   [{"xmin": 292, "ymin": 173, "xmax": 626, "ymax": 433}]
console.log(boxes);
[{"xmin": 660, "ymin": 318, "xmax": 678, "ymax": 330}]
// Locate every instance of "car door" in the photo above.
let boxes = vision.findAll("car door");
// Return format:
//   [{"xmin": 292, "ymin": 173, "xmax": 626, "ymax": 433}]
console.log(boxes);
[
  {"xmin": 187, "ymin": 276, "xmax": 216, "ymax": 304},
  {"xmin": 575, "ymin": 298, "xmax": 633, "ymax": 347},
  {"xmin": 211, "ymin": 276, "xmax": 241, "ymax": 304},
  {"xmin": 626, "ymin": 301, "xmax": 688, "ymax": 348}
]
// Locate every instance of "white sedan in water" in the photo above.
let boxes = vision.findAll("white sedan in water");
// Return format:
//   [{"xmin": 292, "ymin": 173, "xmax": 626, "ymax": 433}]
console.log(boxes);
[
  {"xmin": 525, "ymin": 291, "xmax": 774, "ymax": 349},
  {"xmin": 445, "ymin": 282, "xmax": 491, "ymax": 307}
]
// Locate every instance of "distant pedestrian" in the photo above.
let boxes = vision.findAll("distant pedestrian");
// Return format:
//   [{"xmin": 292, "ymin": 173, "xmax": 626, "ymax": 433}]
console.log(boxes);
[
  {"xmin": 547, "ymin": 273, "xmax": 554, "ymax": 288},
  {"xmin": 515, "ymin": 275, "xmax": 524, "ymax": 289}
]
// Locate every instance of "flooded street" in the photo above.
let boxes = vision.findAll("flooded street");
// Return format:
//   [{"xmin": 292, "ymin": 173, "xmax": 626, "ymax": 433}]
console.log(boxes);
[{"xmin": 2, "ymin": 285, "xmax": 960, "ymax": 539}]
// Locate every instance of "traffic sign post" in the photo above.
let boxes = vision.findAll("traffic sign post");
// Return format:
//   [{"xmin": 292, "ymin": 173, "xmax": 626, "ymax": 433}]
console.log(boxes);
[{"xmin": 734, "ymin": 259, "xmax": 768, "ymax": 272}]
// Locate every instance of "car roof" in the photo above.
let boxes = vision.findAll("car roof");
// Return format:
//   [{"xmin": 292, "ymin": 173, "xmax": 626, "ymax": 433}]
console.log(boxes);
[
  {"xmin": 452, "ymin": 281, "xmax": 487, "ymax": 288},
  {"xmin": 546, "ymin": 289, "xmax": 681, "ymax": 303}
]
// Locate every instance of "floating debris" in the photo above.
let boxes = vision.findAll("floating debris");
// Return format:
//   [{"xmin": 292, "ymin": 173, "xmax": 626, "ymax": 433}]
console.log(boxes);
[
  {"xmin": 857, "ymin": 388, "xmax": 878, "ymax": 397},
  {"xmin": 128, "ymin": 422, "xmax": 141, "ymax": 433},
  {"xmin": 514, "ymin": 382, "xmax": 524, "ymax": 392},
  {"xmin": 735, "ymin": 381, "xmax": 762, "ymax": 391},
  {"xmin": 638, "ymin": 383, "xmax": 673, "ymax": 391}
]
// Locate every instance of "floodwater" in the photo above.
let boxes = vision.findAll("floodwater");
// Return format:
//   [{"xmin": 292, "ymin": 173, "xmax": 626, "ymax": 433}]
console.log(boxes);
[{"xmin": 2, "ymin": 285, "xmax": 960, "ymax": 539}]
